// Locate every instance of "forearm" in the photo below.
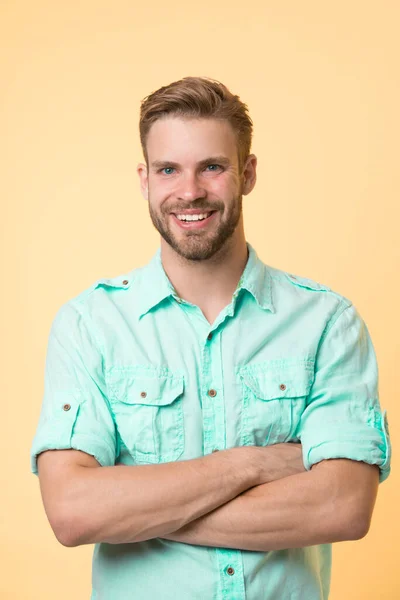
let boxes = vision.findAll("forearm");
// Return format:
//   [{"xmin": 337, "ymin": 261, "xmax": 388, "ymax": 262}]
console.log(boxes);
[
  {"xmin": 162, "ymin": 461, "xmax": 360, "ymax": 551},
  {"xmin": 61, "ymin": 448, "xmax": 260, "ymax": 547}
]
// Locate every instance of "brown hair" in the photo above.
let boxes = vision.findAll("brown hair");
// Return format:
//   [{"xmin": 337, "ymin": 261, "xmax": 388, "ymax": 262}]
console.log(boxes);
[{"xmin": 139, "ymin": 76, "xmax": 253, "ymax": 173}]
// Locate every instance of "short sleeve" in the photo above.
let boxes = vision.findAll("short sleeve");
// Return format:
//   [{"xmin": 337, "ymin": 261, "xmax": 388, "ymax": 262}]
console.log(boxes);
[
  {"xmin": 30, "ymin": 301, "xmax": 117, "ymax": 475},
  {"xmin": 297, "ymin": 302, "xmax": 391, "ymax": 484}
]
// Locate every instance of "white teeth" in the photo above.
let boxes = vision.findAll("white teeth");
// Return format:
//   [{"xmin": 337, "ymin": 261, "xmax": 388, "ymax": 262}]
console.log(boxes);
[{"xmin": 176, "ymin": 212, "xmax": 211, "ymax": 221}]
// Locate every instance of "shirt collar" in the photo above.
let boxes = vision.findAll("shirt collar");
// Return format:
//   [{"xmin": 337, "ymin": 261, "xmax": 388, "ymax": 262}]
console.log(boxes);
[
  {"xmin": 136, "ymin": 241, "xmax": 275, "ymax": 319},
  {"xmin": 238, "ymin": 242, "xmax": 275, "ymax": 312},
  {"xmin": 136, "ymin": 247, "xmax": 177, "ymax": 318}
]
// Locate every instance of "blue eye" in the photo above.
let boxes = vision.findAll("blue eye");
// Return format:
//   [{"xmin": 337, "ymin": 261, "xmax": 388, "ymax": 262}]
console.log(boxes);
[
  {"xmin": 161, "ymin": 167, "xmax": 175, "ymax": 175},
  {"xmin": 205, "ymin": 164, "xmax": 221, "ymax": 172}
]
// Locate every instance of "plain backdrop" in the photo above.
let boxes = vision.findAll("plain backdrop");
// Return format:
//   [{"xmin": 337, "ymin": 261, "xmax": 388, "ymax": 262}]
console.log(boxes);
[{"xmin": 1, "ymin": 1, "xmax": 398, "ymax": 599}]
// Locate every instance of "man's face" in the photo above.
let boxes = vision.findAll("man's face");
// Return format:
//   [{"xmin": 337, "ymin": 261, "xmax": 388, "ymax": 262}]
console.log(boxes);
[{"xmin": 138, "ymin": 116, "xmax": 246, "ymax": 261}]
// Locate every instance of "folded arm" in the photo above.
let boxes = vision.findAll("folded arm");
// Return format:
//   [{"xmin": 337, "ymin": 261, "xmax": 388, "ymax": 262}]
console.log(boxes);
[{"xmin": 160, "ymin": 458, "xmax": 380, "ymax": 552}]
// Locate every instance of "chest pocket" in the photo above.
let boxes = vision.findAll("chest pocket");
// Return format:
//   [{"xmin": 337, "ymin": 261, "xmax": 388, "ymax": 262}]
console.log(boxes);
[
  {"xmin": 238, "ymin": 360, "xmax": 314, "ymax": 446},
  {"xmin": 107, "ymin": 369, "xmax": 185, "ymax": 464}
]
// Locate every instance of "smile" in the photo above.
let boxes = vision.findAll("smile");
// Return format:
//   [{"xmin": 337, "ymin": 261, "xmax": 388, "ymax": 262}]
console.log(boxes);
[
  {"xmin": 176, "ymin": 211, "xmax": 212, "ymax": 222},
  {"xmin": 171, "ymin": 211, "xmax": 217, "ymax": 229}
]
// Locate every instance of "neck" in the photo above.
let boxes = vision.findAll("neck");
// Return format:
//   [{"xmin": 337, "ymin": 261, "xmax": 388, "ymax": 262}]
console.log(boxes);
[{"xmin": 160, "ymin": 230, "xmax": 249, "ymax": 311}]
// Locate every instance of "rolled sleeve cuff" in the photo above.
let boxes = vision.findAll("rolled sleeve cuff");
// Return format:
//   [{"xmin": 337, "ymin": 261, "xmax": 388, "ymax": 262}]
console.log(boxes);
[
  {"xmin": 303, "ymin": 409, "xmax": 391, "ymax": 484},
  {"xmin": 30, "ymin": 400, "xmax": 116, "ymax": 475},
  {"xmin": 30, "ymin": 427, "xmax": 116, "ymax": 475}
]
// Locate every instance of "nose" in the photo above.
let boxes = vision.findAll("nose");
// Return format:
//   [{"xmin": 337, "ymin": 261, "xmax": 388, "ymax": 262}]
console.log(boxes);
[{"xmin": 176, "ymin": 171, "xmax": 206, "ymax": 201}]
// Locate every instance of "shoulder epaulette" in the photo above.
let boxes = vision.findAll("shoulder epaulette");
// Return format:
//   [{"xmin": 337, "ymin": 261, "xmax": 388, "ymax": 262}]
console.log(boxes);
[{"xmin": 284, "ymin": 272, "xmax": 332, "ymax": 292}]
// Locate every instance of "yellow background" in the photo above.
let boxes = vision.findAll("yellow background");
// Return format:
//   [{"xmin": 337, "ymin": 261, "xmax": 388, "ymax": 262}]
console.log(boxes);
[{"xmin": 2, "ymin": 1, "xmax": 398, "ymax": 598}]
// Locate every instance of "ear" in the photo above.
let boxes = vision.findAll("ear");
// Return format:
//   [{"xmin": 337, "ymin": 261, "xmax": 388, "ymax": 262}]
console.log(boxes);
[
  {"xmin": 137, "ymin": 162, "xmax": 149, "ymax": 201},
  {"xmin": 242, "ymin": 154, "xmax": 257, "ymax": 195}
]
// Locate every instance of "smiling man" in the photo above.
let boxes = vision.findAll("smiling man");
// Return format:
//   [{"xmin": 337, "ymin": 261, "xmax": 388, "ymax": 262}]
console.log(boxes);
[
  {"xmin": 143, "ymin": 117, "xmax": 245, "ymax": 262},
  {"xmin": 30, "ymin": 76, "xmax": 391, "ymax": 600}
]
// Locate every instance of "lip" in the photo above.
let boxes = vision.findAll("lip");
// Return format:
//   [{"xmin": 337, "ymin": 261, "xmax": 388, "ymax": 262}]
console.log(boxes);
[
  {"xmin": 171, "ymin": 209, "xmax": 215, "ymax": 216},
  {"xmin": 171, "ymin": 210, "xmax": 217, "ymax": 229}
]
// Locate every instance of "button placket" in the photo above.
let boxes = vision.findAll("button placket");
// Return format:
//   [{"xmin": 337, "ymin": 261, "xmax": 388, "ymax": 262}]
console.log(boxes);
[
  {"xmin": 201, "ymin": 321, "xmax": 225, "ymax": 457},
  {"xmin": 215, "ymin": 548, "xmax": 245, "ymax": 599}
]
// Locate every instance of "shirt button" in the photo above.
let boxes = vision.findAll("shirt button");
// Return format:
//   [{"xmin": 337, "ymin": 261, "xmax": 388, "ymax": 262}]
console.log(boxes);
[
  {"xmin": 63, "ymin": 403, "xmax": 71, "ymax": 411},
  {"xmin": 212, "ymin": 448, "xmax": 219, "ymax": 453},
  {"xmin": 140, "ymin": 391, "xmax": 147, "ymax": 398},
  {"xmin": 227, "ymin": 567, "xmax": 235, "ymax": 575},
  {"xmin": 122, "ymin": 279, "xmax": 129, "ymax": 285},
  {"xmin": 279, "ymin": 383, "xmax": 286, "ymax": 391},
  {"xmin": 207, "ymin": 332, "xmax": 213, "ymax": 341},
  {"xmin": 208, "ymin": 389, "xmax": 217, "ymax": 397}
]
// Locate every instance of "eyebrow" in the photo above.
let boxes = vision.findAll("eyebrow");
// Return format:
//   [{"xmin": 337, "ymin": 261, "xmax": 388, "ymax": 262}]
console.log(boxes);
[{"xmin": 150, "ymin": 155, "xmax": 232, "ymax": 171}]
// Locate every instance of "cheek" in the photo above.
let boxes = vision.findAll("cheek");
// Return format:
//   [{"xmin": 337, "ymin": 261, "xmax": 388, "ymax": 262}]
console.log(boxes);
[
  {"xmin": 150, "ymin": 179, "xmax": 176, "ymax": 200},
  {"xmin": 209, "ymin": 175, "xmax": 239, "ymax": 196},
  {"xmin": 148, "ymin": 183, "xmax": 172, "ymax": 209}
]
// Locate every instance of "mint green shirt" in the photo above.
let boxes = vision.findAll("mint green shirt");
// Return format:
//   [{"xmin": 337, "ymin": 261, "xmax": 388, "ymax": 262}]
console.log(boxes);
[{"xmin": 30, "ymin": 242, "xmax": 391, "ymax": 600}]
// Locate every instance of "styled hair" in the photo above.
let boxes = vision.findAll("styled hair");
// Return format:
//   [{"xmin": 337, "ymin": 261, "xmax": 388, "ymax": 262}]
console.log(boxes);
[{"xmin": 139, "ymin": 76, "xmax": 253, "ymax": 172}]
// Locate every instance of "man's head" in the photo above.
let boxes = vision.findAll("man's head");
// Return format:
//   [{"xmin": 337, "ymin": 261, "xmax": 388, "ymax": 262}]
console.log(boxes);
[{"xmin": 137, "ymin": 76, "xmax": 257, "ymax": 261}]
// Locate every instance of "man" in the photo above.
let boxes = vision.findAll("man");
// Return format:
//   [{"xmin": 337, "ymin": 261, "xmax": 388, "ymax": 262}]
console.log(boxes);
[{"xmin": 30, "ymin": 76, "xmax": 391, "ymax": 600}]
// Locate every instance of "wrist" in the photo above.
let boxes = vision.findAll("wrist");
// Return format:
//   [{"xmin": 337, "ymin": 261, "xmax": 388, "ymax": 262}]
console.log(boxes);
[{"xmin": 231, "ymin": 445, "xmax": 263, "ymax": 487}]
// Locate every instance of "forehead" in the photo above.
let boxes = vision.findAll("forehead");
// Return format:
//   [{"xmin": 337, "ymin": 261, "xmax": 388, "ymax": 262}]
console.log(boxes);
[{"xmin": 146, "ymin": 116, "xmax": 238, "ymax": 164}]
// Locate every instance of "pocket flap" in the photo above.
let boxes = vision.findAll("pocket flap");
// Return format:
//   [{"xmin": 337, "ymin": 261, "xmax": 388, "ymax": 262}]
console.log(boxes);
[
  {"xmin": 239, "ymin": 365, "xmax": 313, "ymax": 400},
  {"xmin": 113, "ymin": 375, "xmax": 184, "ymax": 406}
]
